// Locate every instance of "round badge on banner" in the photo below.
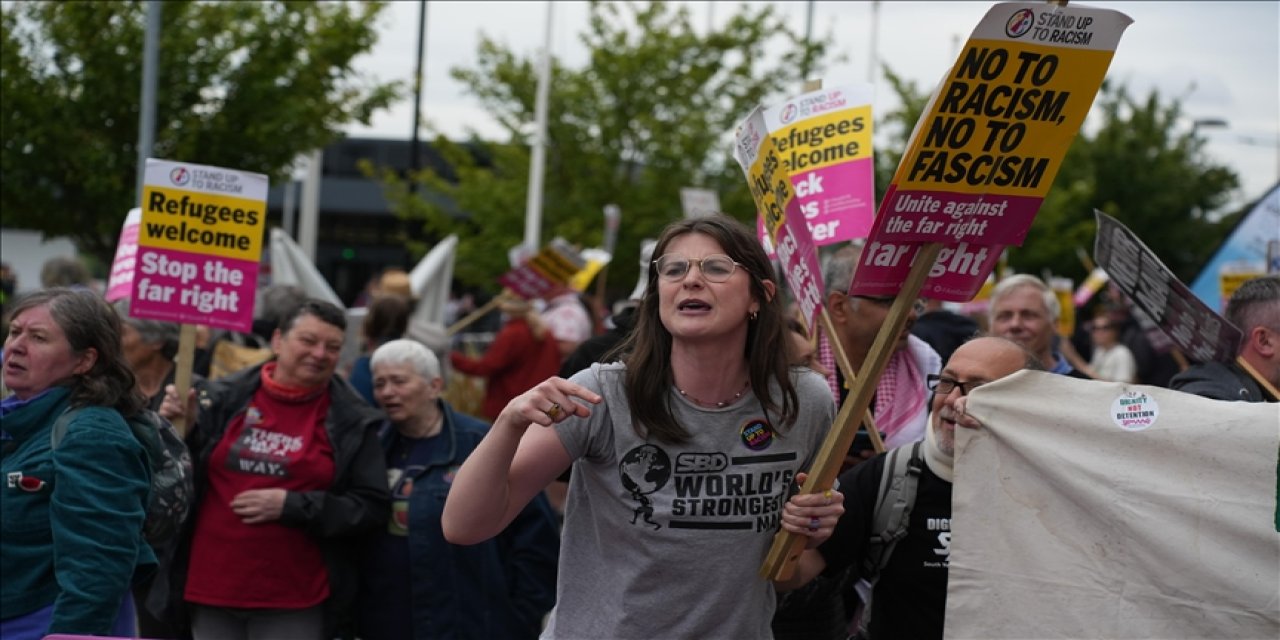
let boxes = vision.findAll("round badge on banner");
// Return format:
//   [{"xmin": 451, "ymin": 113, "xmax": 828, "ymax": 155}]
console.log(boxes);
[{"xmin": 1110, "ymin": 391, "xmax": 1159, "ymax": 431}]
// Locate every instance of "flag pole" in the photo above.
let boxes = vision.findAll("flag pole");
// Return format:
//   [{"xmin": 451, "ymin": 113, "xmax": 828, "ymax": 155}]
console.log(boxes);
[{"xmin": 523, "ymin": 2, "xmax": 554, "ymax": 254}]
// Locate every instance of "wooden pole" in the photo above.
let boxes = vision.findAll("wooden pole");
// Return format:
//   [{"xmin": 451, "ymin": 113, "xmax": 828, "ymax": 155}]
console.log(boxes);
[
  {"xmin": 760, "ymin": 243, "xmax": 943, "ymax": 581},
  {"xmin": 1170, "ymin": 348, "xmax": 1191, "ymax": 372},
  {"xmin": 447, "ymin": 291, "xmax": 510, "ymax": 337},
  {"xmin": 170, "ymin": 324, "xmax": 196, "ymax": 437},
  {"xmin": 593, "ymin": 265, "xmax": 610, "ymax": 333},
  {"xmin": 1237, "ymin": 356, "xmax": 1280, "ymax": 400},
  {"xmin": 817, "ymin": 308, "xmax": 885, "ymax": 453},
  {"xmin": 796, "ymin": 78, "xmax": 885, "ymax": 454}
]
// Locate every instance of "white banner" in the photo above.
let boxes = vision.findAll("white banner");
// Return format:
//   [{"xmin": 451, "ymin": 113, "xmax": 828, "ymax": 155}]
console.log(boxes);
[
  {"xmin": 268, "ymin": 227, "xmax": 342, "ymax": 307},
  {"xmin": 408, "ymin": 234, "xmax": 458, "ymax": 326},
  {"xmin": 948, "ymin": 371, "xmax": 1279, "ymax": 639}
]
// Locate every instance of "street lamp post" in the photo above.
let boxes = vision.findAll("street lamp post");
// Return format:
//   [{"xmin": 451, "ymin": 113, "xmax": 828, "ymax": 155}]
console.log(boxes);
[{"xmin": 1191, "ymin": 117, "xmax": 1228, "ymax": 136}]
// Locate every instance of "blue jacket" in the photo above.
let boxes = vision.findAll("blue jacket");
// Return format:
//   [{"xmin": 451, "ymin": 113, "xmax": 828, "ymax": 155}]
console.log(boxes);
[
  {"xmin": 366, "ymin": 401, "xmax": 559, "ymax": 639},
  {"xmin": 0, "ymin": 386, "xmax": 154, "ymax": 635}
]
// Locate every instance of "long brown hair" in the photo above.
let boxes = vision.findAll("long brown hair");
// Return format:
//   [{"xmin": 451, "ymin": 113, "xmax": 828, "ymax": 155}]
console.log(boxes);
[{"xmin": 619, "ymin": 215, "xmax": 798, "ymax": 444}]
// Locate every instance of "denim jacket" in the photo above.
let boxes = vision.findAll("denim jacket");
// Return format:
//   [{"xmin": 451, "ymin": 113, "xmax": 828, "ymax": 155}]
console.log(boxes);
[{"xmin": 368, "ymin": 401, "xmax": 559, "ymax": 639}]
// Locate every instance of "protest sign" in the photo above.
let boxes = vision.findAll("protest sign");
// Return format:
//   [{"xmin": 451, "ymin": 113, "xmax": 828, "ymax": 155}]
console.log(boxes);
[
  {"xmin": 741, "ymin": 99, "xmax": 928, "ymax": 579},
  {"xmin": 105, "ymin": 208, "xmax": 142, "ymax": 302},
  {"xmin": 132, "ymin": 159, "xmax": 268, "ymax": 333},
  {"xmin": 851, "ymin": 1, "xmax": 1131, "ymax": 301},
  {"xmin": 447, "ymin": 240, "xmax": 585, "ymax": 337},
  {"xmin": 757, "ymin": 3, "xmax": 1131, "ymax": 578},
  {"xmin": 679, "ymin": 187, "xmax": 721, "ymax": 219},
  {"xmin": 760, "ymin": 84, "xmax": 876, "ymax": 244},
  {"xmin": 1220, "ymin": 269, "xmax": 1266, "ymax": 303},
  {"xmin": 733, "ymin": 107, "xmax": 825, "ymax": 331},
  {"xmin": 569, "ymin": 248, "xmax": 611, "ymax": 293},
  {"xmin": 1050, "ymin": 276, "xmax": 1074, "ymax": 336},
  {"xmin": 736, "ymin": 103, "xmax": 896, "ymax": 581},
  {"xmin": 1072, "ymin": 265, "xmax": 1109, "ymax": 306},
  {"xmin": 497, "ymin": 238, "xmax": 586, "ymax": 301},
  {"xmin": 1094, "ymin": 210, "xmax": 1241, "ymax": 364},
  {"xmin": 948, "ymin": 371, "xmax": 1279, "ymax": 639}
]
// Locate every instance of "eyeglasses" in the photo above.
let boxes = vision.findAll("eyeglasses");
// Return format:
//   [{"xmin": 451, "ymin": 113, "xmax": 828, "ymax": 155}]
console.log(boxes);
[
  {"xmin": 653, "ymin": 254, "xmax": 746, "ymax": 283},
  {"xmin": 926, "ymin": 374, "xmax": 987, "ymax": 396},
  {"xmin": 852, "ymin": 295, "xmax": 927, "ymax": 315}
]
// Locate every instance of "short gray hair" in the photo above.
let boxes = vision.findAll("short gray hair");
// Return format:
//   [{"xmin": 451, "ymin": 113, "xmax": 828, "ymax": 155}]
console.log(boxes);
[
  {"xmin": 256, "ymin": 284, "xmax": 308, "ymax": 335},
  {"xmin": 821, "ymin": 242, "xmax": 865, "ymax": 296},
  {"xmin": 989, "ymin": 274, "xmax": 1059, "ymax": 323},
  {"xmin": 113, "ymin": 298, "xmax": 180, "ymax": 360},
  {"xmin": 370, "ymin": 338, "xmax": 441, "ymax": 381},
  {"xmin": 40, "ymin": 256, "xmax": 92, "ymax": 288}
]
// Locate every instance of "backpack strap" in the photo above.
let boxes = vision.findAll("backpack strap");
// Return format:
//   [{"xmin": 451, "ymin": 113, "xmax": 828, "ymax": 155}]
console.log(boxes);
[
  {"xmin": 52, "ymin": 405, "xmax": 163, "ymax": 466},
  {"xmin": 868, "ymin": 441, "xmax": 924, "ymax": 573},
  {"xmin": 50, "ymin": 406, "xmax": 83, "ymax": 450},
  {"xmin": 854, "ymin": 441, "xmax": 924, "ymax": 639}
]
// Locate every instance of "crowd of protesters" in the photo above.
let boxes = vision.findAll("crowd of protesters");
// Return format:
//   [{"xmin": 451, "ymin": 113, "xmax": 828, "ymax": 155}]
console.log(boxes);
[{"xmin": 0, "ymin": 229, "xmax": 1275, "ymax": 640}]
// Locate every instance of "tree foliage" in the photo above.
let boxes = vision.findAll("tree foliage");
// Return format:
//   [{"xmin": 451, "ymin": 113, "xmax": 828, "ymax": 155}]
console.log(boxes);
[
  {"xmin": 875, "ymin": 75, "xmax": 1240, "ymax": 283},
  {"xmin": 1, "ymin": 0, "xmax": 399, "ymax": 262},
  {"xmin": 371, "ymin": 0, "xmax": 828, "ymax": 298},
  {"xmin": 1028, "ymin": 83, "xmax": 1239, "ymax": 282}
]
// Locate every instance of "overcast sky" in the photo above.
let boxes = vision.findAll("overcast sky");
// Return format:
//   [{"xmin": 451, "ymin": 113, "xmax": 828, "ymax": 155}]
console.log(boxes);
[{"xmin": 345, "ymin": 1, "xmax": 1280, "ymax": 212}]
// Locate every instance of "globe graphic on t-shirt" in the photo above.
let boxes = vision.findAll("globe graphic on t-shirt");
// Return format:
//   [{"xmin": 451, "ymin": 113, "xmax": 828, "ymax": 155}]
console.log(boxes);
[{"xmin": 618, "ymin": 444, "xmax": 671, "ymax": 496}]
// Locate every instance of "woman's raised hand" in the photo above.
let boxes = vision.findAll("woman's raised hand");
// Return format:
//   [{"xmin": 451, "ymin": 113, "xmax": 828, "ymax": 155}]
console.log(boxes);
[{"xmin": 499, "ymin": 376, "xmax": 602, "ymax": 431}]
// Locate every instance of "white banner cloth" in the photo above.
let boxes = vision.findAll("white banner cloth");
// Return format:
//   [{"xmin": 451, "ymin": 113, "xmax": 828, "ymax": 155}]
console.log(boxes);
[{"xmin": 947, "ymin": 370, "xmax": 1279, "ymax": 639}]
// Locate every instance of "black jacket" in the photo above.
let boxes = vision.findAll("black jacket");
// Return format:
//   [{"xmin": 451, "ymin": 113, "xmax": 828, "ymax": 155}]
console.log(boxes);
[
  {"xmin": 1170, "ymin": 360, "xmax": 1267, "ymax": 402},
  {"xmin": 158, "ymin": 363, "xmax": 389, "ymax": 638}
]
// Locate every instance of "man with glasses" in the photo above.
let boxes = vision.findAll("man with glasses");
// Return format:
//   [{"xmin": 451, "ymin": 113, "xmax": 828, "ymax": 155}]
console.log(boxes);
[
  {"xmin": 1170, "ymin": 275, "xmax": 1280, "ymax": 402},
  {"xmin": 777, "ymin": 336, "xmax": 1043, "ymax": 640}
]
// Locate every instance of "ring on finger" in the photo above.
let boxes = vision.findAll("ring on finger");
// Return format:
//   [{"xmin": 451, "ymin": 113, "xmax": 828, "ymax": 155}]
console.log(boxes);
[
  {"xmin": 545, "ymin": 402, "xmax": 564, "ymax": 420},
  {"xmin": 808, "ymin": 517, "xmax": 821, "ymax": 532}
]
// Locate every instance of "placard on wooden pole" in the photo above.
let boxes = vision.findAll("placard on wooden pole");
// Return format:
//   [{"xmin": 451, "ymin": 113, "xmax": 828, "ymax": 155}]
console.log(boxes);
[
  {"xmin": 170, "ymin": 324, "xmax": 197, "ymax": 437},
  {"xmin": 760, "ymin": 243, "xmax": 942, "ymax": 581}
]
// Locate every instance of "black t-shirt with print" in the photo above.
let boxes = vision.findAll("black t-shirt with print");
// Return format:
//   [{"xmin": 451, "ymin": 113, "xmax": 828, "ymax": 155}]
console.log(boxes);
[{"xmin": 819, "ymin": 450, "xmax": 953, "ymax": 640}]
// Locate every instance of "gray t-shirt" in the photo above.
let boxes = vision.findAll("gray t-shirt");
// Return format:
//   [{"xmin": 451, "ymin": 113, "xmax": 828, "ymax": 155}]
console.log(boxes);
[{"xmin": 544, "ymin": 363, "xmax": 835, "ymax": 639}]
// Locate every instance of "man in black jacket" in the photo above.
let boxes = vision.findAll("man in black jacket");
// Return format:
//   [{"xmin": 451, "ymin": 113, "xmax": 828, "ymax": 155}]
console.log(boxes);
[{"xmin": 1171, "ymin": 275, "xmax": 1279, "ymax": 402}]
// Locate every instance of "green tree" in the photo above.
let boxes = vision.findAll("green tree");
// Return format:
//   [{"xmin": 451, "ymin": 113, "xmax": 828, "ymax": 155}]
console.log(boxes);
[
  {"xmin": 1, "ymin": 0, "xmax": 399, "ymax": 262},
  {"xmin": 369, "ymin": 0, "xmax": 828, "ymax": 298},
  {"xmin": 1024, "ymin": 83, "xmax": 1239, "ymax": 282},
  {"xmin": 874, "ymin": 75, "xmax": 1239, "ymax": 283}
]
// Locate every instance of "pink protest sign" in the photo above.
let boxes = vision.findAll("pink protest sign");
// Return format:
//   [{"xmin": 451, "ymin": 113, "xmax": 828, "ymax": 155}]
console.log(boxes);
[
  {"xmin": 734, "ymin": 107, "xmax": 825, "ymax": 329},
  {"xmin": 104, "ymin": 208, "xmax": 141, "ymax": 302},
  {"xmin": 497, "ymin": 239, "xmax": 585, "ymax": 301},
  {"xmin": 852, "ymin": 1, "xmax": 1131, "ymax": 301},
  {"xmin": 131, "ymin": 159, "xmax": 267, "ymax": 332},
  {"xmin": 849, "ymin": 240, "xmax": 1006, "ymax": 302},
  {"xmin": 761, "ymin": 84, "xmax": 876, "ymax": 245}
]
